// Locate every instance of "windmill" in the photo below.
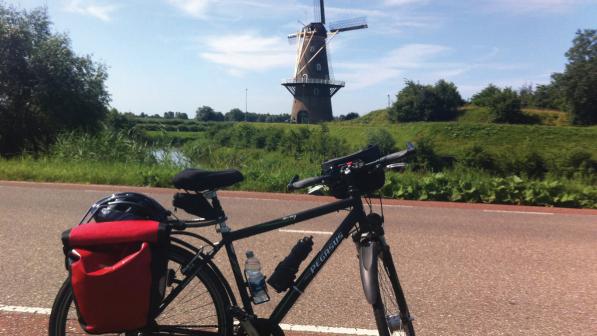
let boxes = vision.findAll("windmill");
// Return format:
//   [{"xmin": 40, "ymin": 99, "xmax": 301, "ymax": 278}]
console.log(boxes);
[{"xmin": 282, "ymin": 0, "xmax": 368, "ymax": 124}]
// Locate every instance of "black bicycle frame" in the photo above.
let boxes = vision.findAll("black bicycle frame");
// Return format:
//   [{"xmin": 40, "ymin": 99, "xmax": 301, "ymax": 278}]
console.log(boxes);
[{"xmin": 160, "ymin": 194, "xmax": 368, "ymax": 326}]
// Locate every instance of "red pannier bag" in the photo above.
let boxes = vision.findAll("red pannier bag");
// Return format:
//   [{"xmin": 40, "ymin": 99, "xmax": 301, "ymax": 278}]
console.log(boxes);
[{"xmin": 62, "ymin": 220, "xmax": 170, "ymax": 334}]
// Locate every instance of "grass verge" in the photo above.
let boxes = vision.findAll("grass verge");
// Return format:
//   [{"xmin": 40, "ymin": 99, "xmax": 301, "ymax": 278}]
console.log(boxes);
[{"xmin": 1, "ymin": 155, "xmax": 594, "ymax": 208}]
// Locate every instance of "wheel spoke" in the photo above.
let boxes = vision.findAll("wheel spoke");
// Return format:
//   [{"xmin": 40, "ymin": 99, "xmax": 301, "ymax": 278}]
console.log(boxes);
[{"xmin": 373, "ymin": 249, "xmax": 414, "ymax": 336}]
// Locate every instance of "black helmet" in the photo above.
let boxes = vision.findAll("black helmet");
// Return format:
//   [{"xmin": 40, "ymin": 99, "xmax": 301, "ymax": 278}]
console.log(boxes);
[{"xmin": 85, "ymin": 192, "xmax": 170, "ymax": 223}]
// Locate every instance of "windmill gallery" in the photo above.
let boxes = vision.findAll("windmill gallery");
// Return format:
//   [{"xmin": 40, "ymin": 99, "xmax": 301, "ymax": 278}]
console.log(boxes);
[{"xmin": 282, "ymin": 0, "xmax": 368, "ymax": 124}]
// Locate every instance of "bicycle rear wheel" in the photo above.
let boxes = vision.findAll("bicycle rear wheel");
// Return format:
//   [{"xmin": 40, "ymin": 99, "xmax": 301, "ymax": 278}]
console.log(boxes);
[
  {"xmin": 48, "ymin": 245, "xmax": 232, "ymax": 336},
  {"xmin": 372, "ymin": 246, "xmax": 415, "ymax": 336}
]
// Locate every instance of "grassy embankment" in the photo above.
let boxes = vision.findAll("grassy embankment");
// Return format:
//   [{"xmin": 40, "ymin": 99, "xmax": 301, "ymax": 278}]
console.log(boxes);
[{"xmin": 0, "ymin": 107, "xmax": 595, "ymax": 208}]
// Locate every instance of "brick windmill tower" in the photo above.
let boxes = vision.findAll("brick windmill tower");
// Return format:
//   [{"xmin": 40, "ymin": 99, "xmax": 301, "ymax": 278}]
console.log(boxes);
[{"xmin": 282, "ymin": 0, "xmax": 368, "ymax": 124}]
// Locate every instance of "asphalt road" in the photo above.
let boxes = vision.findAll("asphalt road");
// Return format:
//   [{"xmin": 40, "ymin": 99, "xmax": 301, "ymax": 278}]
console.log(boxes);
[{"xmin": 0, "ymin": 181, "xmax": 595, "ymax": 335}]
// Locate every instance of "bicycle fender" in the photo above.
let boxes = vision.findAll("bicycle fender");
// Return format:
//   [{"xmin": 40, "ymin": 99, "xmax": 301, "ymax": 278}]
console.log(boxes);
[{"xmin": 359, "ymin": 241, "xmax": 380, "ymax": 305}]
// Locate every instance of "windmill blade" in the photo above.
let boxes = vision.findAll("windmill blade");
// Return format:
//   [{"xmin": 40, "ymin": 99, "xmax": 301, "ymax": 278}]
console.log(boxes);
[
  {"xmin": 328, "ymin": 16, "xmax": 368, "ymax": 33},
  {"xmin": 313, "ymin": 0, "xmax": 325, "ymax": 23},
  {"xmin": 288, "ymin": 33, "xmax": 298, "ymax": 45}
]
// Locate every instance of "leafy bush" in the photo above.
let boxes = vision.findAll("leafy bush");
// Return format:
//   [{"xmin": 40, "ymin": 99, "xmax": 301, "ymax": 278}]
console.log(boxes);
[
  {"xmin": 408, "ymin": 138, "xmax": 452, "ymax": 172},
  {"xmin": 390, "ymin": 80, "xmax": 463, "ymax": 122},
  {"xmin": 182, "ymin": 124, "xmax": 350, "ymax": 164},
  {"xmin": 559, "ymin": 150, "xmax": 597, "ymax": 181},
  {"xmin": 487, "ymin": 87, "xmax": 525, "ymax": 123},
  {"xmin": 461, "ymin": 145, "xmax": 497, "ymax": 172},
  {"xmin": 366, "ymin": 129, "xmax": 395, "ymax": 154},
  {"xmin": 471, "ymin": 84, "xmax": 501, "ymax": 107},
  {"xmin": 505, "ymin": 150, "xmax": 548, "ymax": 179},
  {"xmin": 381, "ymin": 171, "xmax": 596, "ymax": 208}
]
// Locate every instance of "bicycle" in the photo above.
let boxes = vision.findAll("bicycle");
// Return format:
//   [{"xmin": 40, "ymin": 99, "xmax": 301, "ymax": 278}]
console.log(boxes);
[{"xmin": 49, "ymin": 144, "xmax": 416, "ymax": 336}]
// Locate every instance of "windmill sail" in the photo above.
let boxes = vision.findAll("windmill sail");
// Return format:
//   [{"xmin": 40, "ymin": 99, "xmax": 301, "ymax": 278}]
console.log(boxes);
[
  {"xmin": 313, "ymin": 0, "xmax": 325, "ymax": 23},
  {"xmin": 328, "ymin": 16, "xmax": 368, "ymax": 33}
]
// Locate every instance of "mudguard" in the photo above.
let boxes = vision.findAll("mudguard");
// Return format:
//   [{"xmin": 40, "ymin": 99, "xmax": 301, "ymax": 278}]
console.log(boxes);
[{"xmin": 359, "ymin": 241, "xmax": 381, "ymax": 305}]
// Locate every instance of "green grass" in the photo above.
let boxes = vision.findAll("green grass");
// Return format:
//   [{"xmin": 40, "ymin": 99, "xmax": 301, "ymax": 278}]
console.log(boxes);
[
  {"xmin": 144, "ymin": 119, "xmax": 597, "ymax": 162},
  {"xmin": 456, "ymin": 105, "xmax": 494, "ymax": 123},
  {"xmin": 0, "ymin": 157, "xmax": 179, "ymax": 187},
  {"xmin": 523, "ymin": 108, "xmax": 569, "ymax": 126},
  {"xmin": 346, "ymin": 108, "xmax": 391, "ymax": 125},
  {"xmin": 326, "ymin": 122, "xmax": 597, "ymax": 159},
  {"xmin": 1, "ymin": 155, "xmax": 594, "ymax": 208}
]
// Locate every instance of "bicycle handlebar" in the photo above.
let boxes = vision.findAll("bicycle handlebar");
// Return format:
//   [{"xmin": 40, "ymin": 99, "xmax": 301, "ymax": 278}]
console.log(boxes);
[
  {"xmin": 288, "ymin": 175, "xmax": 327, "ymax": 191},
  {"xmin": 288, "ymin": 143, "xmax": 416, "ymax": 192},
  {"xmin": 365, "ymin": 142, "xmax": 416, "ymax": 168}
]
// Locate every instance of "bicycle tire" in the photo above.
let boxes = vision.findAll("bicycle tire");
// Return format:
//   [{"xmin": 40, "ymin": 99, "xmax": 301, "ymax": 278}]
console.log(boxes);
[
  {"xmin": 372, "ymin": 245, "xmax": 415, "ymax": 336},
  {"xmin": 48, "ymin": 245, "xmax": 233, "ymax": 336}
]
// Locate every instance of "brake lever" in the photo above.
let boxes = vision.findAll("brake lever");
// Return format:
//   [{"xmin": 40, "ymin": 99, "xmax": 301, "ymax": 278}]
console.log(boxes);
[
  {"xmin": 386, "ymin": 162, "xmax": 407, "ymax": 170},
  {"xmin": 307, "ymin": 184, "xmax": 326, "ymax": 196}
]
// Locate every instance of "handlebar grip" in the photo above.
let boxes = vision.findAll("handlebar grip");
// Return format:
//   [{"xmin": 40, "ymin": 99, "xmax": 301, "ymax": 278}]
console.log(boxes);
[
  {"xmin": 377, "ymin": 142, "xmax": 416, "ymax": 165},
  {"xmin": 288, "ymin": 175, "xmax": 326, "ymax": 191},
  {"xmin": 379, "ymin": 149, "xmax": 409, "ymax": 164}
]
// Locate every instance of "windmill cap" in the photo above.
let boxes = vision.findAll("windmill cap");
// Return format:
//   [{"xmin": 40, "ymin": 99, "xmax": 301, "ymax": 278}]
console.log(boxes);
[{"xmin": 246, "ymin": 251, "xmax": 255, "ymax": 258}]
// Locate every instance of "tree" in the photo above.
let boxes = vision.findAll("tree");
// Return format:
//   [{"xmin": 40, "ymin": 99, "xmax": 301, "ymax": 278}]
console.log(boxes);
[
  {"xmin": 432, "ymin": 79, "xmax": 463, "ymax": 121},
  {"xmin": 389, "ymin": 79, "xmax": 463, "ymax": 122},
  {"xmin": 338, "ymin": 112, "xmax": 359, "ymax": 121},
  {"xmin": 471, "ymin": 84, "xmax": 501, "ymax": 107},
  {"xmin": 104, "ymin": 108, "xmax": 134, "ymax": 131},
  {"xmin": 0, "ymin": 5, "xmax": 109, "ymax": 155},
  {"xmin": 175, "ymin": 112, "xmax": 188, "ymax": 120},
  {"xmin": 163, "ymin": 111, "xmax": 175, "ymax": 119},
  {"xmin": 225, "ymin": 108, "xmax": 245, "ymax": 122},
  {"xmin": 533, "ymin": 83, "xmax": 564, "ymax": 110},
  {"xmin": 390, "ymin": 81, "xmax": 434, "ymax": 122},
  {"xmin": 518, "ymin": 84, "xmax": 535, "ymax": 108},
  {"xmin": 195, "ymin": 105, "xmax": 224, "ymax": 121},
  {"xmin": 487, "ymin": 87, "xmax": 524, "ymax": 123},
  {"xmin": 558, "ymin": 29, "xmax": 597, "ymax": 125}
]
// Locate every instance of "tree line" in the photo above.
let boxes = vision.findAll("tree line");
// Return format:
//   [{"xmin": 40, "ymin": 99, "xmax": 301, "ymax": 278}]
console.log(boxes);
[{"xmin": 389, "ymin": 29, "xmax": 596, "ymax": 125}]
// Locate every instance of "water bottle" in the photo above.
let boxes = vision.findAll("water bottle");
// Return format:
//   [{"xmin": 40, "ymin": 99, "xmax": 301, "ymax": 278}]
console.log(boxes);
[{"xmin": 244, "ymin": 251, "xmax": 269, "ymax": 304}]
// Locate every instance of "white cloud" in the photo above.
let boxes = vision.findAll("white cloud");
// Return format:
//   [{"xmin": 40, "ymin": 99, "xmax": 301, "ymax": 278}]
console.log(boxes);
[
  {"xmin": 334, "ymin": 44, "xmax": 525, "ymax": 90},
  {"xmin": 335, "ymin": 44, "xmax": 451, "ymax": 89},
  {"xmin": 384, "ymin": 0, "xmax": 429, "ymax": 6},
  {"xmin": 199, "ymin": 33, "xmax": 295, "ymax": 74},
  {"xmin": 486, "ymin": 0, "xmax": 595, "ymax": 13},
  {"xmin": 64, "ymin": 0, "xmax": 119, "ymax": 21},
  {"xmin": 167, "ymin": 0, "xmax": 211, "ymax": 18}
]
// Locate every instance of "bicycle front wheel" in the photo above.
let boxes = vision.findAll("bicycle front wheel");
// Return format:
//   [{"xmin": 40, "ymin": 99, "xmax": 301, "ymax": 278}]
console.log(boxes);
[
  {"xmin": 372, "ymin": 246, "xmax": 415, "ymax": 336},
  {"xmin": 48, "ymin": 245, "xmax": 232, "ymax": 336}
]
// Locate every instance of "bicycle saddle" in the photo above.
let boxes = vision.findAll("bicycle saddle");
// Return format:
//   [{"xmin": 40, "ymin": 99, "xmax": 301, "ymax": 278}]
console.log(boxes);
[{"xmin": 172, "ymin": 168, "xmax": 244, "ymax": 191}]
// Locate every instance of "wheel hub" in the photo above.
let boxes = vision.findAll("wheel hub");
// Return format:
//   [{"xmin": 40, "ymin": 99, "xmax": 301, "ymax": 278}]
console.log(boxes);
[{"xmin": 386, "ymin": 314, "xmax": 403, "ymax": 332}]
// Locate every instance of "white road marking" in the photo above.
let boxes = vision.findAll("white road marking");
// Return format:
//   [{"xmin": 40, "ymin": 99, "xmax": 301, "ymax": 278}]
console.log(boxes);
[
  {"xmin": 0, "ymin": 304, "xmax": 51, "ymax": 315},
  {"xmin": 280, "ymin": 323, "xmax": 379, "ymax": 335},
  {"xmin": 483, "ymin": 210, "xmax": 554, "ymax": 215},
  {"xmin": 279, "ymin": 229, "xmax": 333, "ymax": 235},
  {"xmin": 223, "ymin": 196, "xmax": 290, "ymax": 202},
  {"xmin": 0, "ymin": 304, "xmax": 380, "ymax": 335},
  {"xmin": 384, "ymin": 204, "xmax": 414, "ymax": 208}
]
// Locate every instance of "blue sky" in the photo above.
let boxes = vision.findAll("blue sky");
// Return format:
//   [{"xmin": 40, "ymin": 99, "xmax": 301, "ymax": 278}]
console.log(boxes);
[{"xmin": 7, "ymin": 0, "xmax": 597, "ymax": 116}]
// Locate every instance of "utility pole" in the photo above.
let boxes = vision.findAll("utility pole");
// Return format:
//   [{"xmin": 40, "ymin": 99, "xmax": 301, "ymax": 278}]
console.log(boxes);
[
  {"xmin": 245, "ymin": 88, "xmax": 248, "ymax": 122},
  {"xmin": 387, "ymin": 94, "xmax": 391, "ymax": 108}
]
